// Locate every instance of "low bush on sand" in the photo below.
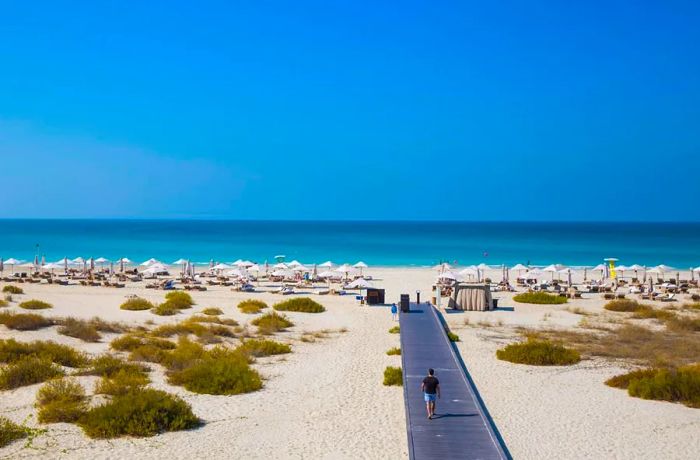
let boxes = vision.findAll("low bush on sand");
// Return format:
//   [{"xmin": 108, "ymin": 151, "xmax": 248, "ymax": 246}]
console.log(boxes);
[
  {"xmin": 2, "ymin": 285, "xmax": 23, "ymax": 294},
  {"xmin": 18, "ymin": 299, "xmax": 52, "ymax": 310},
  {"xmin": 237, "ymin": 339, "xmax": 291, "ymax": 357},
  {"xmin": 665, "ymin": 316, "xmax": 700, "ymax": 332},
  {"xmin": 496, "ymin": 339, "xmax": 581, "ymax": 365},
  {"xmin": 36, "ymin": 378, "xmax": 88, "ymax": 423},
  {"xmin": 187, "ymin": 315, "xmax": 238, "ymax": 326},
  {"xmin": 446, "ymin": 330, "xmax": 460, "ymax": 342},
  {"xmin": 606, "ymin": 364, "xmax": 700, "ymax": 408},
  {"xmin": 604, "ymin": 299, "xmax": 642, "ymax": 312},
  {"xmin": 251, "ymin": 312, "xmax": 294, "ymax": 335},
  {"xmin": 77, "ymin": 355, "xmax": 149, "ymax": 380},
  {"xmin": 151, "ymin": 302, "xmax": 181, "ymax": 316},
  {"xmin": 95, "ymin": 368, "xmax": 150, "ymax": 396},
  {"xmin": 631, "ymin": 306, "xmax": 675, "ymax": 321},
  {"xmin": 160, "ymin": 337, "xmax": 207, "ymax": 372},
  {"xmin": 78, "ymin": 388, "xmax": 200, "ymax": 439},
  {"xmin": 111, "ymin": 334, "xmax": 175, "ymax": 353},
  {"xmin": 120, "ymin": 297, "xmax": 154, "ymax": 311},
  {"xmin": 164, "ymin": 291, "xmax": 195, "ymax": 309},
  {"xmin": 150, "ymin": 320, "xmax": 235, "ymax": 343},
  {"xmin": 386, "ymin": 347, "xmax": 401, "ymax": 356},
  {"xmin": 383, "ymin": 366, "xmax": 403, "ymax": 386},
  {"xmin": 58, "ymin": 318, "xmax": 101, "ymax": 342},
  {"xmin": 513, "ymin": 292, "xmax": 567, "ymax": 304},
  {"xmin": 0, "ymin": 357, "xmax": 64, "ymax": 389},
  {"xmin": 168, "ymin": 347, "xmax": 262, "ymax": 395},
  {"xmin": 87, "ymin": 317, "xmax": 128, "ymax": 333},
  {"xmin": 0, "ymin": 417, "xmax": 30, "ymax": 448},
  {"xmin": 201, "ymin": 307, "xmax": 223, "ymax": 316},
  {"xmin": 0, "ymin": 339, "xmax": 86, "ymax": 367},
  {"xmin": 238, "ymin": 300, "xmax": 267, "ymax": 314},
  {"xmin": 388, "ymin": 326, "xmax": 400, "ymax": 334},
  {"xmin": 0, "ymin": 299, "xmax": 8, "ymax": 308},
  {"xmin": 0, "ymin": 312, "xmax": 54, "ymax": 331},
  {"xmin": 273, "ymin": 297, "xmax": 325, "ymax": 313}
]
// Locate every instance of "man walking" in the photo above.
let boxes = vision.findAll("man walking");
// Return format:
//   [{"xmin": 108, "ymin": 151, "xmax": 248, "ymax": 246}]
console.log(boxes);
[{"xmin": 421, "ymin": 368, "xmax": 440, "ymax": 419}]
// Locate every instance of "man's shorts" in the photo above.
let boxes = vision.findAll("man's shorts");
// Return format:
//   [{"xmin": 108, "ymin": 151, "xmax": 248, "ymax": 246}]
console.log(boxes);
[{"xmin": 424, "ymin": 393, "xmax": 436, "ymax": 402}]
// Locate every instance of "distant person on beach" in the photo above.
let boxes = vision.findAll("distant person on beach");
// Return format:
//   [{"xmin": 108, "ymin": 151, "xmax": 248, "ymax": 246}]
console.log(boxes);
[
  {"xmin": 422, "ymin": 368, "xmax": 440, "ymax": 419},
  {"xmin": 391, "ymin": 303, "xmax": 398, "ymax": 321}
]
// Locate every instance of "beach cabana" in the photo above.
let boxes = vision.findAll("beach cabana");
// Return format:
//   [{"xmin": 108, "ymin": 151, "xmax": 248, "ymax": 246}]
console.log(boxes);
[{"xmin": 448, "ymin": 283, "xmax": 494, "ymax": 311}]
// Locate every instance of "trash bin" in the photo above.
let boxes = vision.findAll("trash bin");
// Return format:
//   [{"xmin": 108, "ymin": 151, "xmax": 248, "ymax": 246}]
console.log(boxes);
[
  {"xmin": 400, "ymin": 294, "xmax": 410, "ymax": 313},
  {"xmin": 492, "ymin": 298, "xmax": 499, "ymax": 309}
]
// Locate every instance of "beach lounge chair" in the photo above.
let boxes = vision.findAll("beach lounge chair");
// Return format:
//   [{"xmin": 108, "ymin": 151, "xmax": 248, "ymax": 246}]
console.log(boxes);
[{"xmin": 659, "ymin": 293, "xmax": 676, "ymax": 302}]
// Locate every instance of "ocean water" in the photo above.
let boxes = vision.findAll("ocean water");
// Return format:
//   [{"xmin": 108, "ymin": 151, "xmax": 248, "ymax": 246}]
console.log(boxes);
[{"xmin": 0, "ymin": 220, "xmax": 699, "ymax": 268}]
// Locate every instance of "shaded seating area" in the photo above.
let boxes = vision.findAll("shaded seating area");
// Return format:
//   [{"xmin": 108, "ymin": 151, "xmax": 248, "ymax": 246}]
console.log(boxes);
[{"xmin": 448, "ymin": 283, "xmax": 494, "ymax": 311}]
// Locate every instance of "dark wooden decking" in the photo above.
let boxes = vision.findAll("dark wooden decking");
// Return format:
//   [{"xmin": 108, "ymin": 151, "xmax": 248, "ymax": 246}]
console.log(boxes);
[{"xmin": 399, "ymin": 302, "xmax": 510, "ymax": 460}]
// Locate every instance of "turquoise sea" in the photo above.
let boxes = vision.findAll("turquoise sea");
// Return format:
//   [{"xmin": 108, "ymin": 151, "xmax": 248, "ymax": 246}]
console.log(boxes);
[{"xmin": 0, "ymin": 220, "xmax": 699, "ymax": 268}]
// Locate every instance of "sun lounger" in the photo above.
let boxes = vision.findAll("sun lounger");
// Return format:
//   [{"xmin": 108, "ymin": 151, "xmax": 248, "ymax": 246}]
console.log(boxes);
[{"xmin": 659, "ymin": 293, "xmax": 676, "ymax": 302}]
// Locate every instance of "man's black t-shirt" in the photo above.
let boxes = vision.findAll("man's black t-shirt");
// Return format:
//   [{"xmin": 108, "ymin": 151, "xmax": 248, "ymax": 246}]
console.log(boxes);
[{"xmin": 422, "ymin": 376, "xmax": 439, "ymax": 394}]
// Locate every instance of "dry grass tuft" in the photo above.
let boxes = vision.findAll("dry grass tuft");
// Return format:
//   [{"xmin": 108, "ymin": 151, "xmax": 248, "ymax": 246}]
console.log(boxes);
[{"xmin": 237, "ymin": 300, "xmax": 267, "ymax": 314}]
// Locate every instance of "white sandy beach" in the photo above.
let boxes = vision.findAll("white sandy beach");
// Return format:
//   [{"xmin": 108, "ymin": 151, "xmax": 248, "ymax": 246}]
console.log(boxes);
[{"xmin": 1, "ymin": 267, "xmax": 699, "ymax": 459}]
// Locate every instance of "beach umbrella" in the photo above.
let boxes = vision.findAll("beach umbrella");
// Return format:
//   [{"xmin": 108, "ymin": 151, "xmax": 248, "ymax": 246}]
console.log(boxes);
[
  {"xmin": 141, "ymin": 258, "xmax": 160, "ymax": 267},
  {"xmin": 109, "ymin": 262, "xmax": 114, "ymax": 276},
  {"xmin": 274, "ymin": 255, "xmax": 286, "ymax": 263},
  {"xmin": 264, "ymin": 260, "xmax": 269, "ymax": 274},
  {"xmin": 543, "ymin": 264, "xmax": 560, "ymax": 280},
  {"xmin": 271, "ymin": 269, "xmax": 293, "ymax": 278},
  {"xmin": 232, "ymin": 259, "xmax": 245, "ymax": 267},
  {"xmin": 274, "ymin": 262, "xmax": 289, "ymax": 269},
  {"xmin": 0, "ymin": 258, "xmax": 3, "ymax": 273},
  {"xmin": 95, "ymin": 257, "xmax": 109, "ymax": 264},
  {"xmin": 433, "ymin": 263, "xmax": 452, "ymax": 273},
  {"xmin": 511, "ymin": 263, "xmax": 528, "ymax": 278},
  {"xmin": 648, "ymin": 277, "xmax": 653, "ymax": 293},
  {"xmin": 88, "ymin": 257, "xmax": 94, "ymax": 271},
  {"xmin": 172, "ymin": 258, "xmax": 188, "ymax": 265},
  {"xmin": 319, "ymin": 261, "xmax": 333, "ymax": 268},
  {"xmin": 347, "ymin": 278, "xmax": 373, "ymax": 289},
  {"xmin": 118, "ymin": 257, "xmax": 133, "ymax": 264},
  {"xmin": 437, "ymin": 271, "xmax": 458, "ymax": 281},
  {"xmin": 33, "ymin": 255, "xmax": 39, "ymax": 269},
  {"xmin": 4, "ymin": 258, "xmax": 22, "ymax": 274},
  {"xmin": 41, "ymin": 255, "xmax": 46, "ymax": 267},
  {"xmin": 616, "ymin": 265, "xmax": 628, "ymax": 279},
  {"xmin": 209, "ymin": 259, "xmax": 215, "ymax": 269},
  {"xmin": 212, "ymin": 263, "xmax": 232, "ymax": 270},
  {"xmin": 288, "ymin": 260, "xmax": 302, "ymax": 268},
  {"xmin": 312, "ymin": 264, "xmax": 317, "ymax": 278},
  {"xmin": 72, "ymin": 257, "xmax": 85, "ymax": 264},
  {"xmin": 225, "ymin": 268, "xmax": 249, "ymax": 278},
  {"xmin": 627, "ymin": 264, "xmax": 644, "ymax": 280},
  {"xmin": 591, "ymin": 263, "xmax": 606, "ymax": 280},
  {"xmin": 292, "ymin": 264, "xmax": 309, "ymax": 272},
  {"xmin": 353, "ymin": 261, "xmax": 368, "ymax": 275},
  {"xmin": 247, "ymin": 264, "xmax": 260, "ymax": 272},
  {"xmin": 318, "ymin": 270, "xmax": 338, "ymax": 279},
  {"xmin": 676, "ymin": 272, "xmax": 680, "ymax": 283},
  {"xmin": 459, "ymin": 267, "xmax": 478, "ymax": 279}
]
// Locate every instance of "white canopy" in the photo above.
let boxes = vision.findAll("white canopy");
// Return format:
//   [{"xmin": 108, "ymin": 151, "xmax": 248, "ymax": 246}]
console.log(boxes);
[
  {"xmin": 247, "ymin": 264, "xmax": 260, "ymax": 272},
  {"xmin": 353, "ymin": 261, "xmax": 368, "ymax": 268},
  {"xmin": 335, "ymin": 264, "xmax": 355, "ymax": 273},
  {"xmin": 211, "ymin": 263, "xmax": 232, "ymax": 270},
  {"xmin": 172, "ymin": 258, "xmax": 189, "ymax": 265},
  {"xmin": 141, "ymin": 258, "xmax": 161, "ymax": 267},
  {"xmin": 225, "ymin": 268, "xmax": 249, "ymax": 277},
  {"xmin": 117, "ymin": 258, "xmax": 133, "ymax": 264},
  {"xmin": 433, "ymin": 263, "xmax": 452, "ymax": 271},
  {"xmin": 4, "ymin": 258, "xmax": 22, "ymax": 265},
  {"xmin": 693, "ymin": 266, "xmax": 700, "ymax": 273},
  {"xmin": 271, "ymin": 269, "xmax": 294, "ymax": 277},
  {"xmin": 476, "ymin": 263, "xmax": 490, "ymax": 270},
  {"xmin": 72, "ymin": 257, "xmax": 85, "ymax": 264},
  {"xmin": 318, "ymin": 270, "xmax": 341, "ymax": 278},
  {"xmin": 558, "ymin": 268, "xmax": 576, "ymax": 274},
  {"xmin": 42, "ymin": 263, "xmax": 63, "ymax": 270},
  {"xmin": 459, "ymin": 267, "xmax": 478, "ymax": 277},
  {"xmin": 288, "ymin": 260, "xmax": 303, "ymax": 267},
  {"xmin": 627, "ymin": 264, "xmax": 645, "ymax": 271},
  {"xmin": 20, "ymin": 262, "xmax": 36, "ymax": 268},
  {"xmin": 591, "ymin": 264, "xmax": 606, "ymax": 271},
  {"xmin": 437, "ymin": 271, "xmax": 458, "ymax": 280},
  {"xmin": 346, "ymin": 278, "xmax": 373, "ymax": 289},
  {"xmin": 232, "ymin": 259, "xmax": 245, "ymax": 266},
  {"xmin": 511, "ymin": 263, "xmax": 528, "ymax": 271},
  {"xmin": 522, "ymin": 269, "xmax": 544, "ymax": 278},
  {"xmin": 144, "ymin": 263, "xmax": 168, "ymax": 272},
  {"xmin": 615, "ymin": 265, "xmax": 629, "ymax": 272},
  {"xmin": 543, "ymin": 264, "xmax": 564, "ymax": 272},
  {"xmin": 273, "ymin": 262, "xmax": 289, "ymax": 269},
  {"xmin": 653, "ymin": 264, "xmax": 675, "ymax": 272},
  {"xmin": 319, "ymin": 261, "xmax": 334, "ymax": 268},
  {"xmin": 292, "ymin": 265, "xmax": 309, "ymax": 272},
  {"xmin": 95, "ymin": 257, "xmax": 110, "ymax": 263}
]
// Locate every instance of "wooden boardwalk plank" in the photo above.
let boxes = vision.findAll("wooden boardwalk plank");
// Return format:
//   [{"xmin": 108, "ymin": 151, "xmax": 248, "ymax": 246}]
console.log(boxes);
[{"xmin": 400, "ymin": 302, "xmax": 510, "ymax": 460}]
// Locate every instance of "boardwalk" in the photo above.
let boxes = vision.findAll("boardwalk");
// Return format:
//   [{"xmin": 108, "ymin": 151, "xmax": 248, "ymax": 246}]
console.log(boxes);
[{"xmin": 399, "ymin": 302, "xmax": 510, "ymax": 460}]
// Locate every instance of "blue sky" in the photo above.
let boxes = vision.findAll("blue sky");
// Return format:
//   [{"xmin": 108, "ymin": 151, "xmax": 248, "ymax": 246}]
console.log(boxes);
[{"xmin": 1, "ymin": 1, "xmax": 699, "ymax": 220}]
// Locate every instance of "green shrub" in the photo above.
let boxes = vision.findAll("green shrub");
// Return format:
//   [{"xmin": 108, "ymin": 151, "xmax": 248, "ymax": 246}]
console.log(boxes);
[
  {"xmin": 95, "ymin": 368, "xmax": 150, "ymax": 396},
  {"xmin": 88, "ymin": 317, "xmax": 128, "ymax": 333},
  {"xmin": 168, "ymin": 348, "xmax": 262, "ymax": 395},
  {"xmin": 631, "ymin": 306, "xmax": 675, "ymax": 321},
  {"xmin": 388, "ymin": 326, "xmax": 400, "ymax": 334},
  {"xmin": 110, "ymin": 334, "xmax": 144, "ymax": 352},
  {"xmin": 513, "ymin": 292, "xmax": 567, "ymax": 305},
  {"xmin": 238, "ymin": 339, "xmax": 291, "ymax": 357},
  {"xmin": 0, "ymin": 339, "xmax": 86, "ymax": 367},
  {"xmin": 187, "ymin": 315, "xmax": 238, "ymax": 326},
  {"xmin": 273, "ymin": 297, "xmax": 325, "ymax": 313},
  {"xmin": 161, "ymin": 337, "xmax": 207, "ymax": 372},
  {"xmin": 120, "ymin": 297, "xmax": 154, "ymax": 311},
  {"xmin": 238, "ymin": 300, "xmax": 268, "ymax": 314},
  {"xmin": 607, "ymin": 365, "xmax": 700, "ymax": 408},
  {"xmin": 151, "ymin": 302, "xmax": 181, "ymax": 316},
  {"xmin": 496, "ymin": 339, "xmax": 581, "ymax": 365},
  {"xmin": 2, "ymin": 285, "xmax": 24, "ymax": 294},
  {"xmin": 0, "ymin": 311, "xmax": 54, "ymax": 331},
  {"xmin": 77, "ymin": 355, "xmax": 149, "ymax": 379},
  {"xmin": 78, "ymin": 388, "xmax": 200, "ymax": 438},
  {"xmin": 0, "ymin": 357, "xmax": 63, "ymax": 389},
  {"xmin": 152, "ymin": 321, "xmax": 206, "ymax": 337},
  {"xmin": 58, "ymin": 317, "xmax": 101, "ymax": 342},
  {"xmin": 386, "ymin": 347, "xmax": 401, "ymax": 356},
  {"xmin": 0, "ymin": 417, "xmax": 29, "ymax": 448},
  {"xmin": 18, "ymin": 299, "xmax": 52, "ymax": 310},
  {"xmin": 604, "ymin": 299, "xmax": 643, "ymax": 312},
  {"xmin": 0, "ymin": 299, "xmax": 8, "ymax": 308},
  {"xmin": 201, "ymin": 307, "xmax": 223, "ymax": 316},
  {"xmin": 36, "ymin": 378, "xmax": 87, "ymax": 423},
  {"xmin": 383, "ymin": 366, "xmax": 403, "ymax": 386},
  {"xmin": 251, "ymin": 312, "xmax": 294, "ymax": 335},
  {"xmin": 446, "ymin": 330, "xmax": 460, "ymax": 342},
  {"xmin": 164, "ymin": 291, "xmax": 195, "ymax": 309},
  {"xmin": 129, "ymin": 344, "xmax": 169, "ymax": 363}
]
